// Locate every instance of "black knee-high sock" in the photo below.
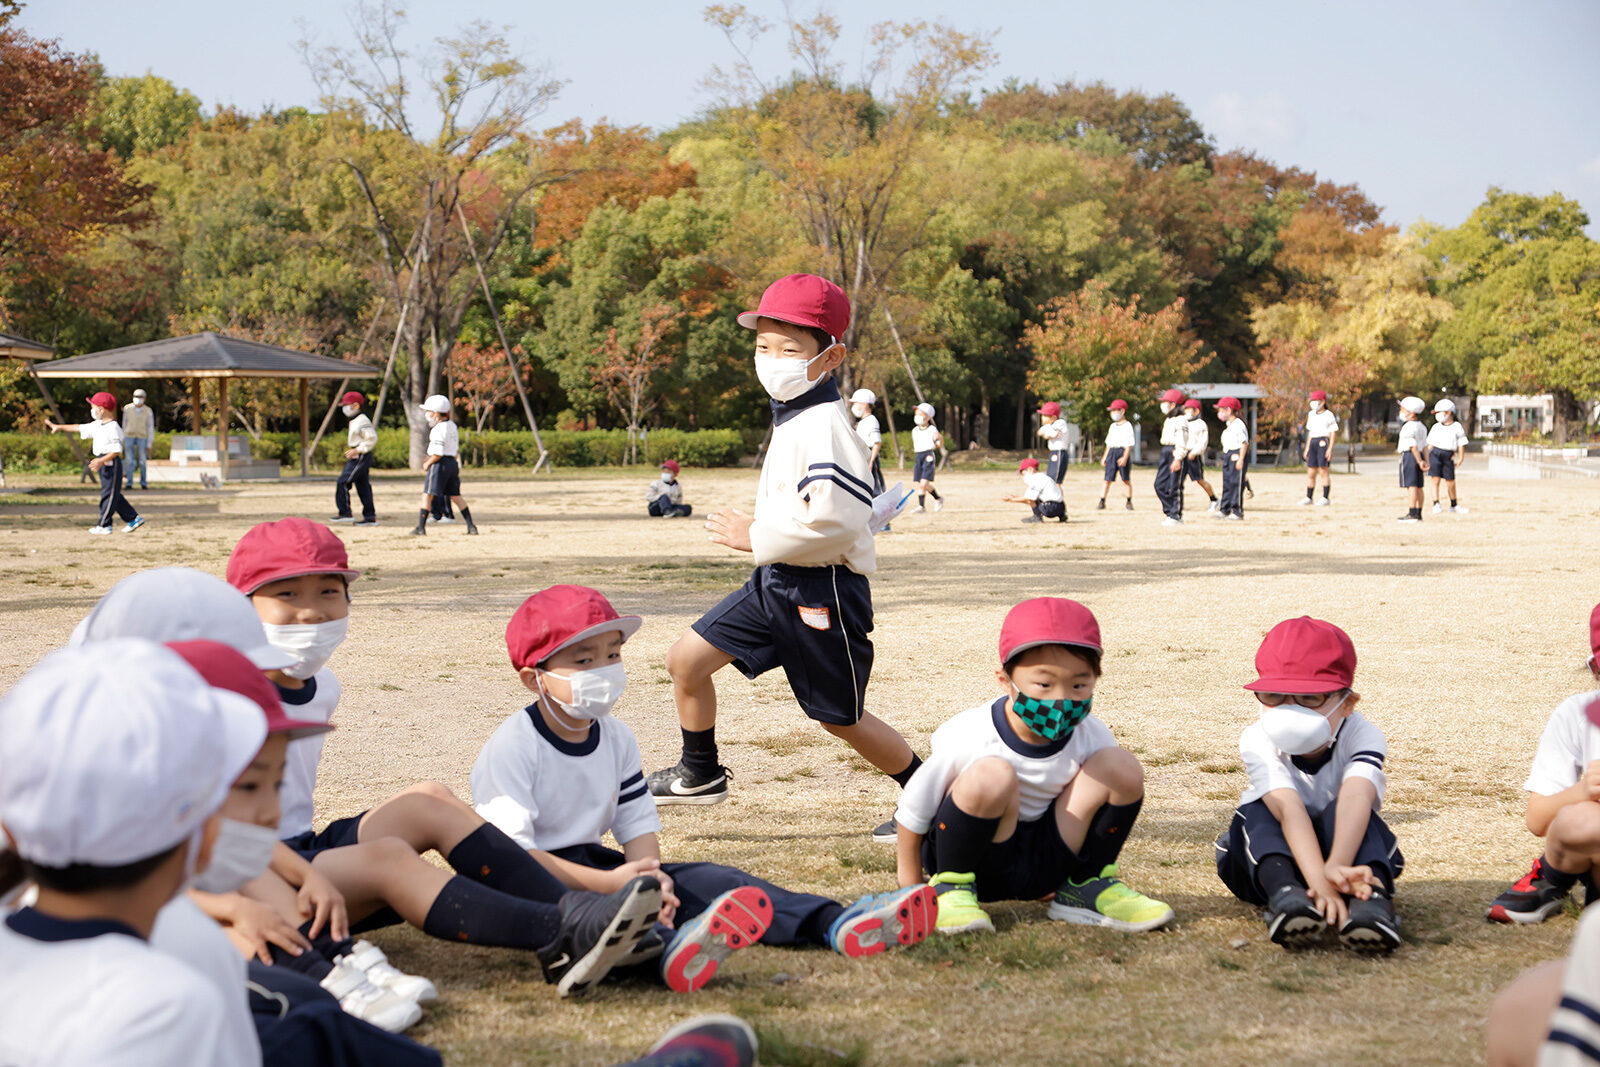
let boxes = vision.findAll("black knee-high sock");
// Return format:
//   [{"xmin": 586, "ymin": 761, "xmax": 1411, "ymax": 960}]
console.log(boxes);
[
  {"xmin": 421, "ymin": 875, "xmax": 561, "ymax": 950},
  {"xmin": 890, "ymin": 753, "xmax": 923, "ymax": 788},
  {"xmin": 1256, "ymin": 854, "xmax": 1304, "ymax": 897},
  {"xmin": 681, "ymin": 726, "xmax": 719, "ymax": 776},
  {"xmin": 459, "ymin": 506, "xmax": 474, "ymax": 526},
  {"xmin": 1322, "ymin": 485, "xmax": 1330, "ymax": 500},
  {"xmin": 1076, "ymin": 798, "xmax": 1142, "ymax": 874},
  {"xmin": 928, "ymin": 486, "xmax": 942, "ymax": 500},
  {"xmin": 447, "ymin": 824, "xmax": 566, "ymax": 903},
  {"xmin": 1306, "ymin": 486, "xmax": 1314, "ymax": 500},
  {"xmin": 415, "ymin": 508, "xmax": 429, "ymax": 530},
  {"xmin": 918, "ymin": 492, "xmax": 926, "ymax": 507},
  {"xmin": 933, "ymin": 804, "xmax": 1000, "ymax": 878}
]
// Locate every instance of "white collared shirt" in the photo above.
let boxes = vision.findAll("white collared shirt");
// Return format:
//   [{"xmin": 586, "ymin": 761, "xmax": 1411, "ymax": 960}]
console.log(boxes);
[
  {"xmin": 1427, "ymin": 420, "xmax": 1468, "ymax": 452},
  {"xmin": 1159, "ymin": 414, "xmax": 1188, "ymax": 449},
  {"xmin": 346, "ymin": 413, "xmax": 377, "ymax": 454},
  {"xmin": 1221, "ymin": 419, "xmax": 1249, "ymax": 452},
  {"xmin": 1305, "ymin": 409, "xmax": 1339, "ymax": 438},
  {"xmin": 1105, "ymin": 420, "xmax": 1136, "ymax": 449},
  {"xmin": 750, "ymin": 386, "xmax": 876, "ymax": 573},
  {"xmin": 426, "ymin": 419, "xmax": 460, "ymax": 458},
  {"xmin": 1038, "ymin": 419, "xmax": 1069, "ymax": 451},
  {"xmin": 1184, "ymin": 417, "xmax": 1209, "ymax": 457},
  {"xmin": 1021, "ymin": 471, "xmax": 1062, "ymax": 503},
  {"xmin": 1398, "ymin": 420, "xmax": 1427, "ymax": 454}
]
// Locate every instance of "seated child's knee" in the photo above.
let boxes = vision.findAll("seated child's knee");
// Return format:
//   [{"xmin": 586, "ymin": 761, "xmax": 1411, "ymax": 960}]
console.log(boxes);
[
  {"xmin": 1549, "ymin": 801, "xmax": 1600, "ymax": 850},
  {"xmin": 953, "ymin": 757, "xmax": 1018, "ymax": 803},
  {"xmin": 1089, "ymin": 746, "xmax": 1145, "ymax": 791},
  {"xmin": 404, "ymin": 780, "xmax": 458, "ymax": 803}
]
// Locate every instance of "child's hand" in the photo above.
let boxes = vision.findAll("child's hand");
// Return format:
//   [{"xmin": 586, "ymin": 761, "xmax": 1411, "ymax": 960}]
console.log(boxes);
[
  {"xmin": 1323, "ymin": 864, "xmax": 1376, "ymax": 900},
  {"xmin": 1306, "ymin": 874, "xmax": 1350, "ymax": 926},
  {"xmin": 1582, "ymin": 760, "xmax": 1600, "ymax": 801},
  {"xmin": 707, "ymin": 508, "xmax": 753, "ymax": 553},
  {"xmin": 296, "ymin": 866, "xmax": 350, "ymax": 942},
  {"xmin": 614, "ymin": 858, "xmax": 680, "ymax": 926},
  {"xmin": 228, "ymin": 897, "xmax": 312, "ymax": 964}
]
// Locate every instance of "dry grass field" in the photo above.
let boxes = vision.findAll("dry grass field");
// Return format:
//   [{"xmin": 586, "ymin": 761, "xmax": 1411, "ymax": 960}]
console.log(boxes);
[{"xmin": 4, "ymin": 460, "xmax": 1599, "ymax": 1066}]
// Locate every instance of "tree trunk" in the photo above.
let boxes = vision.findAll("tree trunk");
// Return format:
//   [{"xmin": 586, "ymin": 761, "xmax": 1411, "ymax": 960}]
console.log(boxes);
[
  {"xmin": 406, "ymin": 328, "xmax": 428, "ymax": 470},
  {"xmin": 974, "ymin": 381, "xmax": 992, "ymax": 449},
  {"xmin": 1014, "ymin": 387, "xmax": 1027, "ymax": 449}
]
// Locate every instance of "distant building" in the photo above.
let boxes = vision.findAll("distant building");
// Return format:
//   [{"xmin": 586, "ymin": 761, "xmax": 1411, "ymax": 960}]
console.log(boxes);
[{"xmin": 1475, "ymin": 394, "xmax": 1555, "ymax": 438}]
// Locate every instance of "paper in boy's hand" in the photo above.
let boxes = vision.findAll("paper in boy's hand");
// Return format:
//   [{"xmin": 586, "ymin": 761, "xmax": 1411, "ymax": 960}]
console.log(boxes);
[{"xmin": 869, "ymin": 482, "xmax": 913, "ymax": 534}]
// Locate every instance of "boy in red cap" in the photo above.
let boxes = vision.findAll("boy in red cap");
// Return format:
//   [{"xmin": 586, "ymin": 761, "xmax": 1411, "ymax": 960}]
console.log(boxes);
[
  {"xmin": 1004, "ymin": 457, "xmax": 1066, "ymax": 523},
  {"xmin": 1302, "ymin": 389, "xmax": 1338, "ymax": 506},
  {"xmin": 332, "ymin": 391, "xmax": 378, "ymax": 526},
  {"xmin": 1214, "ymin": 616, "xmax": 1402, "ymax": 952},
  {"xmin": 1214, "ymin": 396, "xmax": 1248, "ymax": 520},
  {"xmin": 1036, "ymin": 401, "xmax": 1070, "ymax": 484},
  {"xmin": 646, "ymin": 459, "xmax": 691, "ymax": 518},
  {"xmin": 1486, "ymin": 604, "xmax": 1600, "ymax": 925},
  {"xmin": 1179, "ymin": 397, "xmax": 1220, "ymax": 515},
  {"xmin": 894, "ymin": 598, "xmax": 1171, "ymax": 936},
  {"xmin": 474, "ymin": 586, "xmax": 937, "ymax": 992},
  {"xmin": 1153, "ymin": 387, "xmax": 1188, "ymax": 525},
  {"xmin": 648, "ymin": 274, "xmax": 922, "ymax": 837},
  {"xmin": 1096, "ymin": 398, "xmax": 1135, "ymax": 511},
  {"xmin": 46, "ymin": 391, "xmax": 145, "ymax": 535}
]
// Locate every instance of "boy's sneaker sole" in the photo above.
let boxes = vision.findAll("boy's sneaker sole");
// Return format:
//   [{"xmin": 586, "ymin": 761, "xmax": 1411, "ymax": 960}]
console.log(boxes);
[
  {"xmin": 831, "ymin": 885, "xmax": 938, "ymax": 958},
  {"xmin": 551, "ymin": 878, "xmax": 662, "ymax": 999},
  {"xmin": 661, "ymin": 885, "xmax": 772, "ymax": 993},
  {"xmin": 1486, "ymin": 899, "xmax": 1567, "ymax": 924},
  {"xmin": 1045, "ymin": 901, "xmax": 1174, "ymax": 933},
  {"xmin": 1266, "ymin": 909, "xmax": 1325, "ymax": 948},
  {"xmin": 1339, "ymin": 917, "xmax": 1401, "ymax": 953}
]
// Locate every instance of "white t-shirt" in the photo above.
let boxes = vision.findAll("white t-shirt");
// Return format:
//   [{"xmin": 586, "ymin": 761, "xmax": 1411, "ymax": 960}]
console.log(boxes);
[
  {"xmin": 1159, "ymin": 414, "xmax": 1188, "ymax": 450},
  {"xmin": 912, "ymin": 424, "xmax": 940, "ymax": 453},
  {"xmin": 1305, "ymin": 409, "xmax": 1339, "ymax": 439},
  {"xmin": 472, "ymin": 705, "xmax": 663, "ymax": 852},
  {"xmin": 1524, "ymin": 691, "xmax": 1600, "ymax": 796},
  {"xmin": 1398, "ymin": 419, "xmax": 1428, "ymax": 455},
  {"xmin": 1104, "ymin": 421, "xmax": 1136, "ymax": 449},
  {"xmin": 1184, "ymin": 417, "xmax": 1209, "ymax": 457},
  {"xmin": 1038, "ymin": 419, "xmax": 1069, "ymax": 451},
  {"xmin": 0, "ymin": 909, "xmax": 228, "ymax": 1066},
  {"xmin": 426, "ymin": 419, "xmax": 460, "ymax": 458},
  {"xmin": 79, "ymin": 419, "xmax": 125, "ymax": 457},
  {"xmin": 1238, "ymin": 709, "xmax": 1388, "ymax": 814},
  {"xmin": 346, "ymin": 413, "xmax": 377, "ymax": 454},
  {"xmin": 854, "ymin": 414, "xmax": 881, "ymax": 448},
  {"xmin": 1541, "ymin": 904, "xmax": 1600, "ymax": 1066},
  {"xmin": 275, "ymin": 670, "xmax": 342, "ymax": 839},
  {"xmin": 1221, "ymin": 420, "xmax": 1249, "ymax": 452},
  {"xmin": 150, "ymin": 896, "xmax": 260, "ymax": 1067},
  {"xmin": 1021, "ymin": 471, "xmax": 1063, "ymax": 503},
  {"xmin": 897, "ymin": 697, "xmax": 1116, "ymax": 834},
  {"xmin": 1426, "ymin": 420, "xmax": 1469, "ymax": 453}
]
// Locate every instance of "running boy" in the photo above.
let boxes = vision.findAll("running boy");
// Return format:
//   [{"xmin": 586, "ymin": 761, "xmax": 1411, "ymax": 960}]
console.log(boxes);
[
  {"xmin": 1037, "ymin": 401, "xmax": 1070, "ymax": 484},
  {"xmin": 647, "ymin": 460, "xmax": 692, "ymax": 518},
  {"xmin": 1214, "ymin": 616, "xmax": 1403, "ymax": 952},
  {"xmin": 1154, "ymin": 388, "xmax": 1188, "ymax": 526},
  {"xmin": 1097, "ymin": 399, "xmax": 1135, "ymax": 511},
  {"xmin": 1428, "ymin": 398, "xmax": 1469, "ymax": 515},
  {"xmin": 849, "ymin": 389, "xmax": 885, "ymax": 496},
  {"xmin": 474, "ymin": 586, "xmax": 937, "ymax": 992},
  {"xmin": 895, "ymin": 597, "xmax": 1172, "ymax": 936},
  {"xmin": 333, "ymin": 391, "xmax": 378, "ymax": 526},
  {"xmin": 410, "ymin": 394, "xmax": 477, "ymax": 536},
  {"xmin": 46, "ymin": 391, "xmax": 145, "ymax": 535},
  {"xmin": 1006, "ymin": 458, "xmax": 1066, "ymax": 523},
  {"xmin": 1181, "ymin": 397, "xmax": 1219, "ymax": 515},
  {"xmin": 911, "ymin": 401, "xmax": 944, "ymax": 513},
  {"xmin": 647, "ymin": 274, "xmax": 923, "ymax": 827},
  {"xmin": 1486, "ymin": 604, "xmax": 1600, "ymax": 925},
  {"xmin": 1302, "ymin": 389, "xmax": 1338, "ymax": 506},
  {"xmin": 1215, "ymin": 396, "xmax": 1248, "ymax": 520},
  {"xmin": 1397, "ymin": 396, "xmax": 1429, "ymax": 523}
]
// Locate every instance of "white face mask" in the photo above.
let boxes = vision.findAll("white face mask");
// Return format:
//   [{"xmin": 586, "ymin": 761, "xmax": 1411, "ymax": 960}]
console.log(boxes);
[
  {"xmin": 539, "ymin": 663, "xmax": 627, "ymax": 722},
  {"xmin": 1185, "ymin": 410, "xmax": 1198, "ymax": 420},
  {"xmin": 1159, "ymin": 402, "xmax": 1174, "ymax": 415},
  {"xmin": 1111, "ymin": 410, "xmax": 1125, "ymax": 421},
  {"xmin": 851, "ymin": 404, "xmax": 869, "ymax": 420},
  {"xmin": 342, "ymin": 404, "xmax": 360, "ymax": 417},
  {"xmin": 915, "ymin": 415, "xmax": 929, "ymax": 427},
  {"xmin": 754, "ymin": 351, "xmax": 828, "ymax": 403},
  {"xmin": 1258, "ymin": 693, "xmax": 1347, "ymax": 755},
  {"xmin": 262, "ymin": 617, "xmax": 349, "ymax": 680},
  {"xmin": 660, "ymin": 472, "xmax": 675, "ymax": 484},
  {"xmin": 1310, "ymin": 401, "xmax": 1324, "ymax": 411},
  {"xmin": 192, "ymin": 817, "xmax": 279, "ymax": 893},
  {"xmin": 132, "ymin": 397, "xmax": 145, "ymax": 407}
]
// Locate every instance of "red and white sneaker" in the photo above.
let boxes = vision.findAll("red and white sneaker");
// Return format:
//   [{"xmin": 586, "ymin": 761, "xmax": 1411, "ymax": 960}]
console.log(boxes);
[
  {"xmin": 827, "ymin": 885, "xmax": 938, "ymax": 957},
  {"xmin": 1487, "ymin": 856, "xmax": 1573, "ymax": 924},
  {"xmin": 660, "ymin": 885, "xmax": 772, "ymax": 993}
]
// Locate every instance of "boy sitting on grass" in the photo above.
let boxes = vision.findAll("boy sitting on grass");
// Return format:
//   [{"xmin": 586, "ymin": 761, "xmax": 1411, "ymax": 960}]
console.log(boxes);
[{"xmin": 894, "ymin": 597, "xmax": 1172, "ymax": 936}]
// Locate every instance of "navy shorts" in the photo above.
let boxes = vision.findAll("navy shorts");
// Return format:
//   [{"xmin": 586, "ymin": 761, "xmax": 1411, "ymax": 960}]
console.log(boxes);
[
  {"xmin": 1033, "ymin": 499, "xmax": 1066, "ymax": 521},
  {"xmin": 692, "ymin": 563, "xmax": 873, "ymax": 726},
  {"xmin": 1046, "ymin": 450, "xmax": 1067, "ymax": 483},
  {"xmin": 1215, "ymin": 798, "xmax": 1403, "ymax": 906},
  {"xmin": 1429, "ymin": 447, "xmax": 1456, "ymax": 480},
  {"xmin": 1102, "ymin": 447, "xmax": 1130, "ymax": 482},
  {"xmin": 1399, "ymin": 451, "xmax": 1424, "ymax": 488},
  {"xmin": 913, "ymin": 450, "xmax": 935, "ymax": 482},
  {"xmin": 424, "ymin": 455, "xmax": 461, "ymax": 498},
  {"xmin": 1306, "ymin": 437, "xmax": 1331, "ymax": 468},
  {"xmin": 281, "ymin": 812, "xmax": 365, "ymax": 861},
  {"xmin": 1182, "ymin": 456, "xmax": 1204, "ymax": 481},
  {"xmin": 921, "ymin": 797, "xmax": 1094, "ymax": 902}
]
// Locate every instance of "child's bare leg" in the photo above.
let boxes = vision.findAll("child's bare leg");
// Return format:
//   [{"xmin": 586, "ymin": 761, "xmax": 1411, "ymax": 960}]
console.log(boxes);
[
  {"xmin": 822, "ymin": 713, "xmax": 916, "ymax": 775},
  {"xmin": 666, "ymin": 629, "xmax": 734, "ymax": 732},
  {"xmin": 358, "ymin": 781, "xmax": 481, "ymax": 855},
  {"xmin": 313, "ymin": 838, "xmax": 456, "ymax": 927},
  {"xmin": 1054, "ymin": 747, "xmax": 1145, "ymax": 853},
  {"xmin": 1430, "ymin": 476, "xmax": 1441, "ymax": 504},
  {"xmin": 418, "ymin": 491, "xmax": 433, "ymax": 510},
  {"xmin": 1545, "ymin": 801, "xmax": 1600, "ymax": 876},
  {"xmin": 1486, "ymin": 958, "xmax": 1566, "ymax": 1067},
  {"xmin": 1098, "ymin": 479, "xmax": 1110, "ymax": 502},
  {"xmin": 947, "ymin": 757, "xmax": 1021, "ymax": 839}
]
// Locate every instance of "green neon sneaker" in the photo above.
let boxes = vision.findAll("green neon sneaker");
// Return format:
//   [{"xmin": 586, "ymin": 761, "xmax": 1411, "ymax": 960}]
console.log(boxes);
[
  {"xmin": 928, "ymin": 872, "xmax": 994, "ymax": 935},
  {"xmin": 1047, "ymin": 864, "xmax": 1173, "ymax": 932}
]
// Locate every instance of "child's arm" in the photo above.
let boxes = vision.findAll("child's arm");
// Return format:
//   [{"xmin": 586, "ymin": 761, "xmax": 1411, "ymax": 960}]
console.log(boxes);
[
  {"xmin": 1262, "ymin": 787, "xmax": 1348, "ymax": 924},
  {"xmin": 896, "ymin": 824, "xmax": 925, "ymax": 887},
  {"xmin": 1323, "ymin": 776, "xmax": 1380, "ymax": 899},
  {"xmin": 1528, "ymin": 761, "xmax": 1600, "ymax": 836},
  {"xmin": 190, "ymin": 888, "xmax": 312, "ymax": 964},
  {"xmin": 266, "ymin": 842, "xmax": 350, "ymax": 940}
]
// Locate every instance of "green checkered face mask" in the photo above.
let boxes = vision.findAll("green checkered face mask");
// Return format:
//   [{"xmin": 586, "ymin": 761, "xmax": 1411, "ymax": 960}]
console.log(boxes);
[{"xmin": 1010, "ymin": 690, "xmax": 1092, "ymax": 742}]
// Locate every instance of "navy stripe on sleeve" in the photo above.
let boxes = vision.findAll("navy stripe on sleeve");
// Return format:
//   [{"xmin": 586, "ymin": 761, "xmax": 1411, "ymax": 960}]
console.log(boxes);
[
  {"xmin": 1560, "ymin": 996, "xmax": 1600, "ymax": 1030},
  {"xmin": 620, "ymin": 771, "xmax": 644, "ymax": 790},
  {"xmin": 1350, "ymin": 755, "xmax": 1385, "ymax": 771},
  {"xmin": 1546, "ymin": 1030, "xmax": 1600, "ymax": 1064},
  {"xmin": 796, "ymin": 472, "xmax": 873, "ymax": 507},
  {"xmin": 1351, "ymin": 750, "xmax": 1386, "ymax": 765},
  {"xmin": 618, "ymin": 784, "xmax": 650, "ymax": 805},
  {"xmin": 806, "ymin": 462, "xmax": 872, "ymax": 494}
]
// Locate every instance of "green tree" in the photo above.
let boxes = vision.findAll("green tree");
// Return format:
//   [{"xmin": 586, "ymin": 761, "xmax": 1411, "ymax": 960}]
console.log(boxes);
[{"xmin": 95, "ymin": 74, "xmax": 202, "ymax": 158}]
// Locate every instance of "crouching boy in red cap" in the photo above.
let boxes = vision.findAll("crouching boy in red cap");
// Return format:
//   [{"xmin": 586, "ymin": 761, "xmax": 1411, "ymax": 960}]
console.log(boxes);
[
  {"xmin": 1214, "ymin": 617, "xmax": 1403, "ymax": 952},
  {"xmin": 332, "ymin": 391, "xmax": 378, "ymax": 526},
  {"xmin": 895, "ymin": 598, "xmax": 1172, "ymax": 936},
  {"xmin": 646, "ymin": 460, "xmax": 691, "ymax": 518},
  {"xmin": 47, "ymin": 391, "xmax": 145, "ymax": 535},
  {"xmin": 1005, "ymin": 458, "xmax": 1066, "ymax": 523}
]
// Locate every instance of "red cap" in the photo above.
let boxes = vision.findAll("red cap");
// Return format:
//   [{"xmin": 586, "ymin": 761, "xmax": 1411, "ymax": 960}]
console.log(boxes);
[
  {"xmin": 736, "ymin": 274, "xmax": 851, "ymax": 341},
  {"xmin": 1183, "ymin": 398, "xmax": 1202, "ymax": 410},
  {"xmin": 506, "ymin": 585, "xmax": 643, "ymax": 670},
  {"xmin": 1217, "ymin": 396, "xmax": 1241, "ymax": 411},
  {"xmin": 1309, "ymin": 390, "xmax": 1328, "ymax": 401},
  {"xmin": 1589, "ymin": 602, "xmax": 1600, "ymax": 658},
  {"xmin": 999, "ymin": 598, "xmax": 1102, "ymax": 665},
  {"xmin": 227, "ymin": 518, "xmax": 360, "ymax": 596},
  {"xmin": 166, "ymin": 639, "xmax": 332, "ymax": 740},
  {"xmin": 1108, "ymin": 399, "xmax": 1128, "ymax": 411},
  {"xmin": 1160, "ymin": 388, "xmax": 1184, "ymax": 404},
  {"xmin": 1245, "ymin": 617, "xmax": 1356, "ymax": 694},
  {"xmin": 660, "ymin": 459, "xmax": 680, "ymax": 474},
  {"xmin": 340, "ymin": 391, "xmax": 364, "ymax": 406},
  {"xmin": 1038, "ymin": 401, "xmax": 1061, "ymax": 417},
  {"xmin": 90, "ymin": 391, "xmax": 117, "ymax": 409},
  {"xmin": 1018, "ymin": 457, "xmax": 1040, "ymax": 472}
]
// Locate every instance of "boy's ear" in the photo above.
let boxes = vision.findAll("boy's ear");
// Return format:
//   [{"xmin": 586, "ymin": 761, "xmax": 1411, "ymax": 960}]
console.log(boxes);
[
  {"xmin": 818, "ymin": 343, "xmax": 847, "ymax": 376},
  {"xmin": 994, "ymin": 665, "xmax": 1012, "ymax": 692},
  {"xmin": 517, "ymin": 665, "xmax": 542, "ymax": 693},
  {"xmin": 1339, "ymin": 690, "xmax": 1361, "ymax": 717}
]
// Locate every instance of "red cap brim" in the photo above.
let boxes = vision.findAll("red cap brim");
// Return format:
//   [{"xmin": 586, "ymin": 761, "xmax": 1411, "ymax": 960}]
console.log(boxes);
[{"xmin": 1243, "ymin": 675, "xmax": 1349, "ymax": 695}]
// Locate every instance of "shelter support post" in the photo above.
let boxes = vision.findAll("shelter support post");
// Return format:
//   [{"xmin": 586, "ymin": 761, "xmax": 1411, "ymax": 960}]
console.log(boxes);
[
  {"xmin": 218, "ymin": 378, "xmax": 230, "ymax": 483},
  {"xmin": 298, "ymin": 378, "xmax": 310, "ymax": 478},
  {"xmin": 190, "ymin": 379, "xmax": 203, "ymax": 433}
]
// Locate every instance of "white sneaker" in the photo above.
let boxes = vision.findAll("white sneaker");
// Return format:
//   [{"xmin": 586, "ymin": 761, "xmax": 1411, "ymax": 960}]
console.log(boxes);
[
  {"xmin": 1451, "ymin": 505, "xmax": 1468, "ymax": 515},
  {"xmin": 1313, "ymin": 497, "xmax": 1330, "ymax": 507},
  {"xmin": 435, "ymin": 515, "xmax": 456, "ymax": 524},
  {"xmin": 910, "ymin": 505, "xmax": 925, "ymax": 514},
  {"xmin": 1431, "ymin": 502, "xmax": 1442, "ymax": 514},
  {"xmin": 342, "ymin": 940, "xmax": 438, "ymax": 1003},
  {"xmin": 1224, "ymin": 514, "xmax": 1243, "ymax": 521},
  {"xmin": 1161, "ymin": 517, "xmax": 1183, "ymax": 527},
  {"xmin": 87, "ymin": 525, "xmax": 112, "ymax": 535},
  {"xmin": 1298, "ymin": 497, "xmax": 1314, "ymax": 506},
  {"xmin": 932, "ymin": 497, "xmax": 944, "ymax": 512},
  {"xmin": 1207, "ymin": 501, "xmax": 1220, "ymax": 514},
  {"xmin": 321, "ymin": 962, "xmax": 423, "ymax": 1033}
]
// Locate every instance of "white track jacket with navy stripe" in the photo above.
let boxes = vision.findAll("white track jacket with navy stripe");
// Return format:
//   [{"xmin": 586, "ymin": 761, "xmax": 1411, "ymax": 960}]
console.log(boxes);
[{"xmin": 750, "ymin": 380, "xmax": 876, "ymax": 574}]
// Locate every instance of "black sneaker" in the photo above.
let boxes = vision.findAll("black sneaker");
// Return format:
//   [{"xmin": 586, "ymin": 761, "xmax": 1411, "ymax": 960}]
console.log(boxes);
[
  {"xmin": 872, "ymin": 817, "xmax": 898, "ymax": 844},
  {"xmin": 1487, "ymin": 856, "xmax": 1573, "ymax": 924},
  {"xmin": 354, "ymin": 518, "xmax": 378, "ymax": 527},
  {"xmin": 329, "ymin": 515, "xmax": 355, "ymax": 523},
  {"xmin": 647, "ymin": 762, "xmax": 730, "ymax": 806},
  {"xmin": 538, "ymin": 876, "xmax": 662, "ymax": 998},
  {"xmin": 1125, "ymin": 500, "xmax": 1134, "ymax": 511},
  {"xmin": 466, "ymin": 524, "xmax": 479, "ymax": 535},
  {"xmin": 1339, "ymin": 894, "xmax": 1401, "ymax": 953},
  {"xmin": 1096, "ymin": 499, "xmax": 1106, "ymax": 510},
  {"xmin": 1264, "ymin": 884, "xmax": 1325, "ymax": 948},
  {"xmin": 409, "ymin": 525, "xmax": 425, "ymax": 536},
  {"xmin": 644, "ymin": 1014, "xmax": 758, "ymax": 1067}
]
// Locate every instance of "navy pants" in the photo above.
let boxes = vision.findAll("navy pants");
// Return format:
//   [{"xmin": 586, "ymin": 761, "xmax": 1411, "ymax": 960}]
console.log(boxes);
[
  {"xmin": 249, "ymin": 962, "xmax": 441, "ymax": 1066},
  {"xmin": 335, "ymin": 454, "xmax": 375, "ymax": 521},
  {"xmin": 1032, "ymin": 499, "xmax": 1066, "ymax": 522},
  {"xmin": 1214, "ymin": 798, "xmax": 1403, "ymax": 906},
  {"xmin": 1220, "ymin": 450, "xmax": 1246, "ymax": 517},
  {"xmin": 648, "ymin": 498, "xmax": 693, "ymax": 518},
  {"xmin": 1046, "ymin": 450, "xmax": 1067, "ymax": 483},
  {"xmin": 550, "ymin": 843, "xmax": 839, "ymax": 950},
  {"xmin": 869, "ymin": 457, "xmax": 885, "ymax": 496},
  {"xmin": 97, "ymin": 457, "xmax": 139, "ymax": 527},
  {"xmin": 1152, "ymin": 446, "xmax": 1185, "ymax": 519}
]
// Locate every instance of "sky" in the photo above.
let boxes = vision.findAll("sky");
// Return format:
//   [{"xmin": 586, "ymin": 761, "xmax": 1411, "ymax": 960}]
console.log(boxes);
[{"xmin": 20, "ymin": 0, "xmax": 1600, "ymax": 236}]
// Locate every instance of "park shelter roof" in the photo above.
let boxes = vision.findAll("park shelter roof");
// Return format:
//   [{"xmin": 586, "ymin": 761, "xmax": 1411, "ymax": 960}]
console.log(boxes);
[
  {"xmin": 0, "ymin": 332, "xmax": 54, "ymax": 360},
  {"xmin": 1174, "ymin": 382, "xmax": 1265, "ymax": 400},
  {"xmin": 32, "ymin": 332, "xmax": 380, "ymax": 380}
]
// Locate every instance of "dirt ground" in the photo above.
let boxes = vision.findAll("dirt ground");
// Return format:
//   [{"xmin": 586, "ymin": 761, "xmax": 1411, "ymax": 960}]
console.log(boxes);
[{"xmin": 3, "ymin": 461, "xmax": 1599, "ymax": 1066}]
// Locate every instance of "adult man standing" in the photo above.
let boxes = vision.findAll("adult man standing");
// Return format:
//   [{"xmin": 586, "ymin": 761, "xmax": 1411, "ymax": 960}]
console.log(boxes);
[
  {"xmin": 122, "ymin": 388, "xmax": 155, "ymax": 491},
  {"xmin": 331, "ymin": 390, "xmax": 378, "ymax": 525}
]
